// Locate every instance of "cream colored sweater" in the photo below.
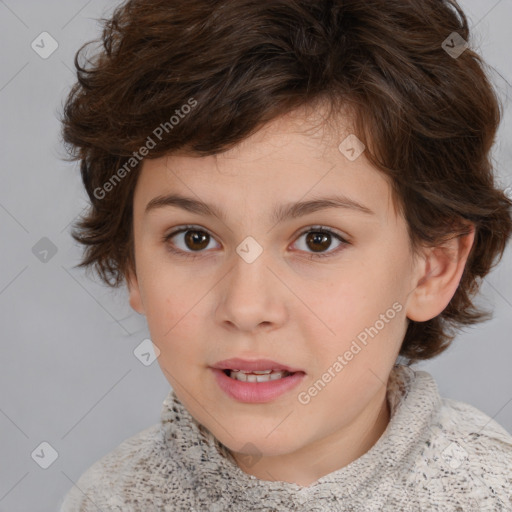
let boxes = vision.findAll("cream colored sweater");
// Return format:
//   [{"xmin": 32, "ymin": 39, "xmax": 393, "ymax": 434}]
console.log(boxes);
[{"xmin": 59, "ymin": 365, "xmax": 512, "ymax": 511}]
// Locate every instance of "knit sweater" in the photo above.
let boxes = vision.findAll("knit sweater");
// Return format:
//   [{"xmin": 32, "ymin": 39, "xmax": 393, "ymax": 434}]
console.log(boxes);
[{"xmin": 59, "ymin": 365, "xmax": 512, "ymax": 511}]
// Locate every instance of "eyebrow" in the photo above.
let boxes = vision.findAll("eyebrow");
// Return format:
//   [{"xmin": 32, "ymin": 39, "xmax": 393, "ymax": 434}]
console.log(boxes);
[{"xmin": 144, "ymin": 192, "xmax": 375, "ymax": 223}]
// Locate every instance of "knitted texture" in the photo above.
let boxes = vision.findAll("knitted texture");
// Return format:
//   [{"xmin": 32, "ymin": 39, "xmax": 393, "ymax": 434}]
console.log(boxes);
[{"xmin": 59, "ymin": 365, "xmax": 512, "ymax": 511}]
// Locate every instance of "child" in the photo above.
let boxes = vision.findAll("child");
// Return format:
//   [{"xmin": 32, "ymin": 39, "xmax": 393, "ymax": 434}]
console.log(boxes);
[{"xmin": 59, "ymin": 0, "xmax": 512, "ymax": 510}]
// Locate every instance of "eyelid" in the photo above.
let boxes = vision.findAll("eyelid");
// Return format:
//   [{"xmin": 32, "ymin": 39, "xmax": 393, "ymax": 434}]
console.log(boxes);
[
  {"xmin": 293, "ymin": 225, "xmax": 350, "ymax": 243},
  {"xmin": 163, "ymin": 224, "xmax": 216, "ymax": 240}
]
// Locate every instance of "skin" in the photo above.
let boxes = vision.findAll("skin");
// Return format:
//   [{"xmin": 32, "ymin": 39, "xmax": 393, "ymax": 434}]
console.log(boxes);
[{"xmin": 126, "ymin": 106, "xmax": 475, "ymax": 487}]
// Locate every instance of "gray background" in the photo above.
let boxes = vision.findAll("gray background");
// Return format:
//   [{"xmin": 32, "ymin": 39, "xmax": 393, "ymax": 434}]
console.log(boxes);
[{"xmin": 0, "ymin": 1, "xmax": 511, "ymax": 511}]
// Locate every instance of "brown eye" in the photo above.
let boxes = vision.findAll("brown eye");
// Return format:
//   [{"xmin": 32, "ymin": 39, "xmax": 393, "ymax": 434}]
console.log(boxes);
[
  {"xmin": 305, "ymin": 231, "xmax": 332, "ymax": 253},
  {"xmin": 292, "ymin": 226, "xmax": 349, "ymax": 259},
  {"xmin": 183, "ymin": 230, "xmax": 210, "ymax": 250},
  {"xmin": 163, "ymin": 226, "xmax": 219, "ymax": 258}
]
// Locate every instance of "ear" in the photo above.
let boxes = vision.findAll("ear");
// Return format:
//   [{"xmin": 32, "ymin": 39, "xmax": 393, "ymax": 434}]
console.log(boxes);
[
  {"xmin": 406, "ymin": 224, "xmax": 476, "ymax": 322},
  {"xmin": 126, "ymin": 266, "xmax": 145, "ymax": 315}
]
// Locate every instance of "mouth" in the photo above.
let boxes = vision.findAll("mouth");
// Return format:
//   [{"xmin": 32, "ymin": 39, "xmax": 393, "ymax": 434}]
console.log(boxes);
[
  {"xmin": 210, "ymin": 358, "xmax": 306, "ymax": 402},
  {"xmin": 211, "ymin": 367, "xmax": 306, "ymax": 403}
]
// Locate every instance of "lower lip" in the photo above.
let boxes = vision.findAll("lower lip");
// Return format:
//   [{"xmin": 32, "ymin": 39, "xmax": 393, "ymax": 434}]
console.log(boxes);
[{"xmin": 211, "ymin": 368, "xmax": 306, "ymax": 403}]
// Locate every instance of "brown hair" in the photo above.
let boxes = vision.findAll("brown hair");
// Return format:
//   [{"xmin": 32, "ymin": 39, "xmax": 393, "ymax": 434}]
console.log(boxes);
[{"xmin": 60, "ymin": 0, "xmax": 512, "ymax": 364}]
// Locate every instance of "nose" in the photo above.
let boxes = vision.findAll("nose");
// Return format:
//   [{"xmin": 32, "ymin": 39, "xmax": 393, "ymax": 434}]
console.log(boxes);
[{"xmin": 216, "ymin": 248, "xmax": 288, "ymax": 333}]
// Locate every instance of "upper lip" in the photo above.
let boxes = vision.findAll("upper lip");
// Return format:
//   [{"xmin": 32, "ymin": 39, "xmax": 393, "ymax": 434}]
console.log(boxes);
[{"xmin": 211, "ymin": 358, "xmax": 305, "ymax": 373}]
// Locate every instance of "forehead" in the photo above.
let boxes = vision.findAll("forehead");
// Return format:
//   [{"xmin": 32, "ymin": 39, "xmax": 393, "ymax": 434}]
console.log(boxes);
[{"xmin": 135, "ymin": 109, "xmax": 397, "ymax": 223}]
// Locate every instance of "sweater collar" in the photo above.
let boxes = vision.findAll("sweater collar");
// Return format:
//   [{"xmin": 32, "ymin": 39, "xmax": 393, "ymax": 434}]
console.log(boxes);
[{"xmin": 160, "ymin": 364, "xmax": 441, "ymax": 507}]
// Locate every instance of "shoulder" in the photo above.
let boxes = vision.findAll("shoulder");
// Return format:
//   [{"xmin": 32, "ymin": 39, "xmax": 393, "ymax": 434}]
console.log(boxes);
[
  {"xmin": 406, "ymin": 394, "xmax": 512, "ymax": 510},
  {"xmin": 59, "ymin": 422, "xmax": 176, "ymax": 512},
  {"xmin": 436, "ymin": 396, "xmax": 512, "ymax": 470}
]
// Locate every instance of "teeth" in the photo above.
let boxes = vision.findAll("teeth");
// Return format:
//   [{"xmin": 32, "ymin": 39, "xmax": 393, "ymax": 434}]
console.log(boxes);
[
  {"xmin": 231, "ymin": 369, "xmax": 273, "ymax": 374},
  {"xmin": 228, "ymin": 369, "xmax": 290, "ymax": 382}
]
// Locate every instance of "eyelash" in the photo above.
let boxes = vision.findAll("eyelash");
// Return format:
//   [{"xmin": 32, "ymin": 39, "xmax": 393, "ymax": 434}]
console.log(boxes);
[{"xmin": 162, "ymin": 224, "xmax": 350, "ymax": 261}]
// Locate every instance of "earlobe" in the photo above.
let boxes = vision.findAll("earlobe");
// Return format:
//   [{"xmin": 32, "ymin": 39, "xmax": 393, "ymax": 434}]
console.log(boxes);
[
  {"xmin": 406, "ymin": 225, "xmax": 476, "ymax": 322},
  {"xmin": 126, "ymin": 268, "xmax": 145, "ymax": 315}
]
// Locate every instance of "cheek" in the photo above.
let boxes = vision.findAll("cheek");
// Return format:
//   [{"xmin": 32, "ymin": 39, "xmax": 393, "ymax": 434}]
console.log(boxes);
[
  {"xmin": 137, "ymin": 260, "xmax": 198, "ymax": 340},
  {"xmin": 143, "ymin": 283, "xmax": 204, "ymax": 376},
  {"xmin": 305, "ymin": 255, "xmax": 407, "ymax": 356}
]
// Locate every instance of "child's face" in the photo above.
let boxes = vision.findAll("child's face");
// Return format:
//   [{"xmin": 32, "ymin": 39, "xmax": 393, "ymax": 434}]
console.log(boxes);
[{"xmin": 127, "ymin": 108, "xmax": 424, "ymax": 472}]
